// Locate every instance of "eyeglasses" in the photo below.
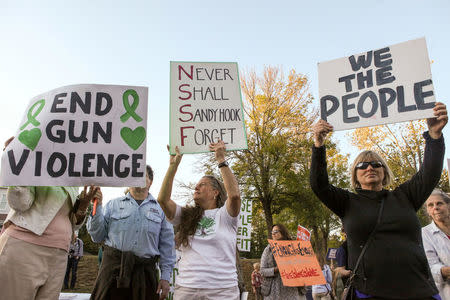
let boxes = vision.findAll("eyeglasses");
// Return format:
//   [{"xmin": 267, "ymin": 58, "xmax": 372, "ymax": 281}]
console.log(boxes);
[
  {"xmin": 355, "ymin": 161, "xmax": 383, "ymax": 170},
  {"xmin": 271, "ymin": 230, "xmax": 280, "ymax": 234}
]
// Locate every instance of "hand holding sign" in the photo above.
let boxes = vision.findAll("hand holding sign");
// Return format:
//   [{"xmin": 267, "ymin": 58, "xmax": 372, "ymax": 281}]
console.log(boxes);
[
  {"xmin": 78, "ymin": 185, "xmax": 102, "ymax": 212},
  {"xmin": 167, "ymin": 145, "xmax": 183, "ymax": 168},
  {"xmin": 209, "ymin": 140, "xmax": 226, "ymax": 163},
  {"xmin": 312, "ymin": 120, "xmax": 333, "ymax": 147},
  {"xmin": 427, "ymin": 102, "xmax": 448, "ymax": 139}
]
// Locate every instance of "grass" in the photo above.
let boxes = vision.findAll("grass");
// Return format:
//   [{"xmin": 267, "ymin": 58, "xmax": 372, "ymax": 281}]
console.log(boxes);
[{"xmin": 61, "ymin": 255, "xmax": 260, "ymax": 300}]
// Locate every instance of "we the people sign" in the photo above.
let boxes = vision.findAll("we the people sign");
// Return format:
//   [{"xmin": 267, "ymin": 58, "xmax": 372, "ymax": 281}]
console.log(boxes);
[
  {"xmin": 268, "ymin": 240, "xmax": 325, "ymax": 286},
  {"xmin": 319, "ymin": 37, "xmax": 435, "ymax": 130},
  {"xmin": 0, "ymin": 84, "xmax": 148, "ymax": 187},
  {"xmin": 169, "ymin": 61, "xmax": 247, "ymax": 154}
]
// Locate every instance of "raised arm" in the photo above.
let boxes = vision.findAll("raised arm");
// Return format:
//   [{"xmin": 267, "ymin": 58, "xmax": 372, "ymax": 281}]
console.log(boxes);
[
  {"xmin": 157, "ymin": 146, "xmax": 182, "ymax": 220},
  {"xmin": 210, "ymin": 141, "xmax": 241, "ymax": 217}
]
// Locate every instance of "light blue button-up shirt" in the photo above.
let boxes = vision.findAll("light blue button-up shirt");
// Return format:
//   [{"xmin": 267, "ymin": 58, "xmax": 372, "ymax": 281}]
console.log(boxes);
[{"xmin": 87, "ymin": 192, "xmax": 175, "ymax": 281}]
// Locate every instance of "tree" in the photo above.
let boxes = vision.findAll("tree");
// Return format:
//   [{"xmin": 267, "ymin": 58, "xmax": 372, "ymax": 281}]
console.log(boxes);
[{"xmin": 231, "ymin": 66, "xmax": 316, "ymax": 237}]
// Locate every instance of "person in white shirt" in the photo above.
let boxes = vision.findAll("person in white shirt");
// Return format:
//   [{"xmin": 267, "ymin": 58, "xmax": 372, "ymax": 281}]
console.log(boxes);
[
  {"xmin": 157, "ymin": 141, "xmax": 241, "ymax": 300},
  {"xmin": 422, "ymin": 189, "xmax": 450, "ymax": 299}
]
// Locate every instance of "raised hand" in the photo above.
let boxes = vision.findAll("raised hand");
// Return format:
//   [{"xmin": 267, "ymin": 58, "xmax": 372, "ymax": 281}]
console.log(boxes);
[
  {"xmin": 427, "ymin": 102, "xmax": 448, "ymax": 139},
  {"xmin": 209, "ymin": 140, "xmax": 226, "ymax": 163},
  {"xmin": 167, "ymin": 145, "xmax": 182, "ymax": 167},
  {"xmin": 312, "ymin": 120, "xmax": 333, "ymax": 147}
]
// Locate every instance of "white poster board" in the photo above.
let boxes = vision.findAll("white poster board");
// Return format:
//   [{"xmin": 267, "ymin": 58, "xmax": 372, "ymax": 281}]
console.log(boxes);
[
  {"xmin": 318, "ymin": 37, "xmax": 435, "ymax": 131},
  {"xmin": 0, "ymin": 84, "xmax": 148, "ymax": 187},
  {"xmin": 237, "ymin": 198, "xmax": 252, "ymax": 252},
  {"xmin": 169, "ymin": 61, "xmax": 248, "ymax": 154}
]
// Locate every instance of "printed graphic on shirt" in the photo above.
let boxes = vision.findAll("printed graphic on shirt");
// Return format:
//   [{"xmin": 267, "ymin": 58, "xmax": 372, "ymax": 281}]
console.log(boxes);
[{"xmin": 195, "ymin": 216, "xmax": 216, "ymax": 237}]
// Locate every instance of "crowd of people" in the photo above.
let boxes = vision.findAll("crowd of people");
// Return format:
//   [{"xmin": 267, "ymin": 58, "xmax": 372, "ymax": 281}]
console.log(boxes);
[{"xmin": 0, "ymin": 102, "xmax": 448, "ymax": 300}]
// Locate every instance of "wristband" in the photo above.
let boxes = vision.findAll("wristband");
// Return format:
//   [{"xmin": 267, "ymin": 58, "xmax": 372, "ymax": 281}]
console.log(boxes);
[{"xmin": 218, "ymin": 161, "xmax": 229, "ymax": 168}]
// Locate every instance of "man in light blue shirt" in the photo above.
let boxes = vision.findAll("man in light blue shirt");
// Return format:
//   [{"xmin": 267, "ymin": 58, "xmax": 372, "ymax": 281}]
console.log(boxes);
[{"xmin": 87, "ymin": 165, "xmax": 175, "ymax": 300}]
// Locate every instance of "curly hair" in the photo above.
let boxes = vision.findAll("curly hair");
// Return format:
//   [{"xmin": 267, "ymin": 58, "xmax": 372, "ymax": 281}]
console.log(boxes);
[{"xmin": 174, "ymin": 175, "xmax": 227, "ymax": 249}]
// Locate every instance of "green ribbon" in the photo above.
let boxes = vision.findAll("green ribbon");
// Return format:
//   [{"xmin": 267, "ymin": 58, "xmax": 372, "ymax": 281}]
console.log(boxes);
[
  {"xmin": 120, "ymin": 89, "xmax": 143, "ymax": 123},
  {"xmin": 20, "ymin": 99, "xmax": 45, "ymax": 130}
]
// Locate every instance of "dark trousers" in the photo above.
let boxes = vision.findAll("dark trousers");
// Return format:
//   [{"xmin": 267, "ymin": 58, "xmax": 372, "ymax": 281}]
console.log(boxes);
[
  {"xmin": 64, "ymin": 256, "xmax": 79, "ymax": 289},
  {"xmin": 105, "ymin": 271, "xmax": 158, "ymax": 300}
]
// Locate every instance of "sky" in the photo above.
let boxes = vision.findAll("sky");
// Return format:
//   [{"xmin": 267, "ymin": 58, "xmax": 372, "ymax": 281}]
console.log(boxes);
[{"xmin": 1, "ymin": 0, "xmax": 449, "ymax": 203}]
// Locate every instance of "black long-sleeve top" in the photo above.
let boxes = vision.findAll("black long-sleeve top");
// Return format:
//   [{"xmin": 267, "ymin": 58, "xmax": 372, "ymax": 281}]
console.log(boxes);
[{"xmin": 310, "ymin": 132, "xmax": 444, "ymax": 299}]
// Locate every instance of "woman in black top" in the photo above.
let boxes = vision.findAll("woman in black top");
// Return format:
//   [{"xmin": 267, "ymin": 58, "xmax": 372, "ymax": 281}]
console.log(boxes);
[{"xmin": 310, "ymin": 102, "xmax": 447, "ymax": 299}]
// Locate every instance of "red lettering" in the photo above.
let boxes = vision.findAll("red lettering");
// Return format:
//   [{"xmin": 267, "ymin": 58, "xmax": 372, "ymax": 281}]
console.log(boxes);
[
  {"xmin": 178, "ymin": 65, "xmax": 193, "ymax": 80},
  {"xmin": 179, "ymin": 104, "xmax": 193, "ymax": 122},
  {"xmin": 178, "ymin": 84, "xmax": 192, "ymax": 100},
  {"xmin": 180, "ymin": 126, "xmax": 194, "ymax": 146}
]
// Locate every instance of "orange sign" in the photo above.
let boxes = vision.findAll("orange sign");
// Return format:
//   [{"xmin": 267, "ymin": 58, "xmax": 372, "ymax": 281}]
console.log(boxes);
[{"xmin": 268, "ymin": 239, "xmax": 326, "ymax": 286}]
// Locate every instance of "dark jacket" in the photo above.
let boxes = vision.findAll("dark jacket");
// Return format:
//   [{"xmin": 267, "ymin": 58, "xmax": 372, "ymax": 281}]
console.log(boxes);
[{"xmin": 310, "ymin": 132, "xmax": 443, "ymax": 299}]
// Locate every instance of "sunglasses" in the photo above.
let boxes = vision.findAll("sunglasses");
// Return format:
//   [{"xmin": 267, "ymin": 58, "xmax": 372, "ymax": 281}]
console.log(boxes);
[
  {"xmin": 271, "ymin": 230, "xmax": 280, "ymax": 234},
  {"xmin": 355, "ymin": 161, "xmax": 383, "ymax": 170}
]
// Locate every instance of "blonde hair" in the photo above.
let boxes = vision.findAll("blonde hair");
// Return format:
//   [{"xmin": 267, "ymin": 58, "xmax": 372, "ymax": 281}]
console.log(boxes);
[
  {"xmin": 253, "ymin": 262, "xmax": 260, "ymax": 269},
  {"xmin": 350, "ymin": 150, "xmax": 393, "ymax": 189}
]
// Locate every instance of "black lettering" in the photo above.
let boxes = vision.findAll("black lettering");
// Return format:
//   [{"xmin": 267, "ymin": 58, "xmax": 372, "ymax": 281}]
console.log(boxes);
[
  {"xmin": 35, "ymin": 151, "xmax": 42, "ymax": 176},
  {"xmin": 320, "ymin": 95, "xmax": 339, "ymax": 121},
  {"xmin": 131, "ymin": 154, "xmax": 144, "ymax": 177},
  {"xmin": 357, "ymin": 70, "xmax": 373, "ymax": 90},
  {"xmin": 397, "ymin": 86, "xmax": 416, "ymax": 112},
  {"xmin": 51, "ymin": 93, "xmax": 67, "ymax": 113},
  {"xmin": 7, "ymin": 149, "xmax": 29, "ymax": 175},
  {"xmin": 348, "ymin": 51, "xmax": 373, "ymax": 71},
  {"xmin": 374, "ymin": 47, "xmax": 392, "ymax": 68},
  {"xmin": 95, "ymin": 92, "xmax": 112, "ymax": 116},
  {"xmin": 92, "ymin": 122, "xmax": 112, "ymax": 143},
  {"xmin": 376, "ymin": 66, "xmax": 396, "ymax": 86},
  {"xmin": 82, "ymin": 154, "xmax": 95, "ymax": 177},
  {"xmin": 338, "ymin": 74, "xmax": 355, "ymax": 92},
  {"xmin": 342, "ymin": 92, "xmax": 360, "ymax": 123},
  {"xmin": 357, "ymin": 91, "xmax": 378, "ymax": 118},
  {"xmin": 47, "ymin": 152, "xmax": 67, "ymax": 177},
  {"xmin": 97, "ymin": 154, "xmax": 114, "ymax": 177},
  {"xmin": 68, "ymin": 153, "xmax": 80, "ymax": 177},
  {"xmin": 224, "ymin": 68, "xmax": 233, "ymax": 80},
  {"xmin": 379, "ymin": 88, "xmax": 396, "ymax": 118},
  {"xmin": 115, "ymin": 154, "xmax": 130, "ymax": 178},
  {"xmin": 414, "ymin": 79, "xmax": 435, "ymax": 110},
  {"xmin": 70, "ymin": 92, "xmax": 91, "ymax": 114},
  {"xmin": 46, "ymin": 120, "xmax": 65, "ymax": 143},
  {"xmin": 68, "ymin": 120, "xmax": 88, "ymax": 143}
]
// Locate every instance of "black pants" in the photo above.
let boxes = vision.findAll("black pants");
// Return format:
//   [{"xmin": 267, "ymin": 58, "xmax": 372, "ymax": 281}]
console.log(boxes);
[{"xmin": 64, "ymin": 256, "xmax": 79, "ymax": 289}]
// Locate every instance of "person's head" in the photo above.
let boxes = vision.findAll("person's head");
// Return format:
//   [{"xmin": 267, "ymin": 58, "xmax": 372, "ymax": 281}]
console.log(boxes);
[
  {"xmin": 425, "ymin": 189, "xmax": 450, "ymax": 224},
  {"xmin": 129, "ymin": 165, "xmax": 153, "ymax": 195},
  {"xmin": 351, "ymin": 150, "xmax": 393, "ymax": 190},
  {"xmin": 271, "ymin": 224, "xmax": 291, "ymax": 241},
  {"xmin": 253, "ymin": 262, "xmax": 260, "ymax": 272},
  {"xmin": 193, "ymin": 175, "xmax": 226, "ymax": 210}
]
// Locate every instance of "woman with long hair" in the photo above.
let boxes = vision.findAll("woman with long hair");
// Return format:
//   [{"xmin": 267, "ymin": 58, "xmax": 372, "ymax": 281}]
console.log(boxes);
[
  {"xmin": 310, "ymin": 102, "xmax": 447, "ymax": 299},
  {"xmin": 158, "ymin": 140, "xmax": 241, "ymax": 300},
  {"xmin": 260, "ymin": 224, "xmax": 306, "ymax": 300}
]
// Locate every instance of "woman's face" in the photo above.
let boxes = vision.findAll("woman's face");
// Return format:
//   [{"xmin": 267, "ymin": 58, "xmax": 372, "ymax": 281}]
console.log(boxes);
[
  {"xmin": 193, "ymin": 177, "xmax": 218, "ymax": 209},
  {"xmin": 271, "ymin": 226, "xmax": 282, "ymax": 241},
  {"xmin": 426, "ymin": 195, "xmax": 449, "ymax": 223},
  {"xmin": 355, "ymin": 159, "xmax": 385, "ymax": 191}
]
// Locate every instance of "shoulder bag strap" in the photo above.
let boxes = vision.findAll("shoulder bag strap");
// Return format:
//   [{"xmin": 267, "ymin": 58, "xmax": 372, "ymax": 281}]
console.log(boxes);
[{"xmin": 351, "ymin": 198, "xmax": 385, "ymax": 276}]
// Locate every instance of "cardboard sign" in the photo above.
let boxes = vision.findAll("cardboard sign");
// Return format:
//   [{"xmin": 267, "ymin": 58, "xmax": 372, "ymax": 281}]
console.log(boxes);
[
  {"xmin": 237, "ymin": 198, "xmax": 252, "ymax": 251},
  {"xmin": 268, "ymin": 239, "xmax": 326, "ymax": 286},
  {"xmin": 326, "ymin": 248, "xmax": 338, "ymax": 260},
  {"xmin": 0, "ymin": 84, "xmax": 148, "ymax": 187},
  {"xmin": 169, "ymin": 61, "xmax": 248, "ymax": 154},
  {"xmin": 297, "ymin": 225, "xmax": 311, "ymax": 241},
  {"xmin": 318, "ymin": 37, "xmax": 435, "ymax": 131}
]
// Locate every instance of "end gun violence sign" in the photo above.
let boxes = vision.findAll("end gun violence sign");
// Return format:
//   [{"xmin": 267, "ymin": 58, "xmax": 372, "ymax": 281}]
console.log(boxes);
[
  {"xmin": 318, "ymin": 37, "xmax": 435, "ymax": 131},
  {"xmin": 169, "ymin": 61, "xmax": 248, "ymax": 154},
  {"xmin": 268, "ymin": 239, "xmax": 326, "ymax": 286},
  {"xmin": 0, "ymin": 84, "xmax": 148, "ymax": 187}
]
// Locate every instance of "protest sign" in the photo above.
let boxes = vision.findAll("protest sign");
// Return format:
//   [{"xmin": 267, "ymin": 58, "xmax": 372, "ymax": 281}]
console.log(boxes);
[
  {"xmin": 169, "ymin": 61, "xmax": 247, "ymax": 154},
  {"xmin": 268, "ymin": 239, "xmax": 326, "ymax": 286},
  {"xmin": 296, "ymin": 224, "xmax": 311, "ymax": 241},
  {"xmin": 237, "ymin": 198, "xmax": 252, "ymax": 251},
  {"xmin": 0, "ymin": 84, "xmax": 148, "ymax": 187},
  {"xmin": 326, "ymin": 248, "xmax": 338, "ymax": 260},
  {"xmin": 318, "ymin": 37, "xmax": 435, "ymax": 131}
]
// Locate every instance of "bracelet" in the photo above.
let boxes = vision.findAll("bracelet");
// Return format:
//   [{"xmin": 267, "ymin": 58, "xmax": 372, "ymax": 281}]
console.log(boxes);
[{"xmin": 218, "ymin": 161, "xmax": 229, "ymax": 168}]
